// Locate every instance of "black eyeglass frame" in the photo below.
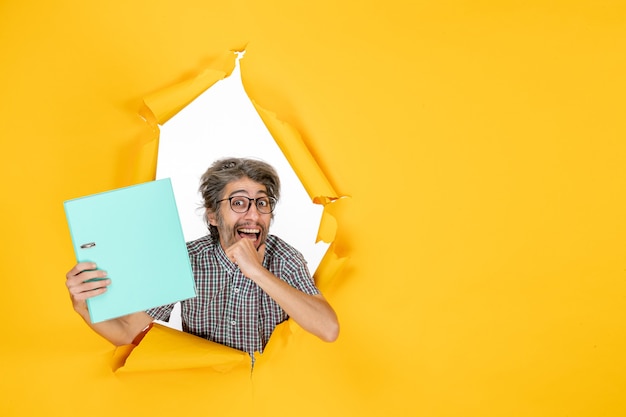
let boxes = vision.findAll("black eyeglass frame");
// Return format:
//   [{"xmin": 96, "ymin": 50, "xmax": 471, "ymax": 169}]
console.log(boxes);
[{"xmin": 217, "ymin": 196, "xmax": 277, "ymax": 214}]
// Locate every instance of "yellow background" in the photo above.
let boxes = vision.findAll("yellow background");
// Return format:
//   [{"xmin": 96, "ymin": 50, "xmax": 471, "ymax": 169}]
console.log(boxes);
[{"xmin": 1, "ymin": 1, "xmax": 625, "ymax": 416}]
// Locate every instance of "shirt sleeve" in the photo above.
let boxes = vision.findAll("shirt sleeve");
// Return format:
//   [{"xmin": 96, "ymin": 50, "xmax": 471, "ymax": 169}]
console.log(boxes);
[
  {"xmin": 146, "ymin": 302, "xmax": 176, "ymax": 321},
  {"xmin": 282, "ymin": 250, "xmax": 321, "ymax": 296},
  {"xmin": 266, "ymin": 235, "xmax": 321, "ymax": 296}
]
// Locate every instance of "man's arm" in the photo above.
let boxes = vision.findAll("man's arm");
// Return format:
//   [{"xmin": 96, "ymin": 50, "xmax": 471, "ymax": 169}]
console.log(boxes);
[
  {"xmin": 226, "ymin": 241, "xmax": 340, "ymax": 342},
  {"xmin": 65, "ymin": 262, "xmax": 154, "ymax": 346}
]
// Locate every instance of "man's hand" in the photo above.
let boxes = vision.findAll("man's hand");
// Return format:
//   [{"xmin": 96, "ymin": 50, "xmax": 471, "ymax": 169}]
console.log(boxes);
[
  {"xmin": 225, "ymin": 240, "xmax": 266, "ymax": 280},
  {"xmin": 65, "ymin": 262, "xmax": 153, "ymax": 345},
  {"xmin": 65, "ymin": 262, "xmax": 110, "ymax": 312}
]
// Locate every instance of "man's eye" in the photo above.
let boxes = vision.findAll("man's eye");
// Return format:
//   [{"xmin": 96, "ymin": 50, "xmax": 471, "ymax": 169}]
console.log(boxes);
[
  {"xmin": 232, "ymin": 198, "xmax": 246, "ymax": 207},
  {"xmin": 257, "ymin": 199, "xmax": 269, "ymax": 207}
]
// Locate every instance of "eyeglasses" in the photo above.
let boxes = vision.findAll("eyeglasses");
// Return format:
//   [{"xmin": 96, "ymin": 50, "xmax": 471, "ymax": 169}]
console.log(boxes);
[{"xmin": 217, "ymin": 196, "xmax": 277, "ymax": 214}]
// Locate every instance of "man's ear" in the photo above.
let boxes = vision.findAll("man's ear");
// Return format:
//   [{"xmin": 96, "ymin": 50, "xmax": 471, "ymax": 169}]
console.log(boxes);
[{"xmin": 206, "ymin": 210, "xmax": 218, "ymax": 226}]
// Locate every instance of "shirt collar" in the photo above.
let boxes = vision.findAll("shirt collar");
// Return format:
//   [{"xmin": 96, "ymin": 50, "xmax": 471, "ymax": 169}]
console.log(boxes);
[{"xmin": 214, "ymin": 239, "xmax": 238, "ymax": 272}]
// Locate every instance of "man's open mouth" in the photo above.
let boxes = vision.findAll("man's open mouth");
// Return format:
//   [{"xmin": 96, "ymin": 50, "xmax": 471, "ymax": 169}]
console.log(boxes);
[{"xmin": 237, "ymin": 227, "xmax": 260, "ymax": 240}]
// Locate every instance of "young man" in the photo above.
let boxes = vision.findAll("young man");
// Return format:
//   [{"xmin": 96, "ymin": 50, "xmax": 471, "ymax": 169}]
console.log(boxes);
[{"xmin": 65, "ymin": 157, "xmax": 339, "ymax": 356}]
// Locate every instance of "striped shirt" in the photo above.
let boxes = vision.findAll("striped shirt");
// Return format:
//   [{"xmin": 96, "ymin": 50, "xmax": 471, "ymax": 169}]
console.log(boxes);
[{"xmin": 147, "ymin": 234, "xmax": 320, "ymax": 355}]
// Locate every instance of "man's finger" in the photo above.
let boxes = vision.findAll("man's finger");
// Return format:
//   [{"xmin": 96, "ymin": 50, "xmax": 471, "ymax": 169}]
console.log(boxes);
[{"xmin": 257, "ymin": 242, "xmax": 266, "ymax": 263}]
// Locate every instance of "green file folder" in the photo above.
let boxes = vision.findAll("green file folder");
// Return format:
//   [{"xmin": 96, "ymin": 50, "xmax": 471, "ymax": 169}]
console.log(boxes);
[{"xmin": 64, "ymin": 178, "xmax": 196, "ymax": 323}]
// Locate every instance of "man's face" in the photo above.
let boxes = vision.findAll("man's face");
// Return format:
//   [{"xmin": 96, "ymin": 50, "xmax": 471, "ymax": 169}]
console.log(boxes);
[{"xmin": 208, "ymin": 177, "xmax": 272, "ymax": 250}]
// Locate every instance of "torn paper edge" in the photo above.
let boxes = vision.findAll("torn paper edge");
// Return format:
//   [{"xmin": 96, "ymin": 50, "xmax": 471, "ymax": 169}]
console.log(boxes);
[{"xmin": 119, "ymin": 48, "xmax": 349, "ymax": 373}]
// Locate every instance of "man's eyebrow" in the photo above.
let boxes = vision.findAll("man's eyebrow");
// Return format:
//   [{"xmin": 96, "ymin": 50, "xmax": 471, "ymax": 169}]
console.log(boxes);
[{"xmin": 228, "ymin": 189, "xmax": 269, "ymax": 197}]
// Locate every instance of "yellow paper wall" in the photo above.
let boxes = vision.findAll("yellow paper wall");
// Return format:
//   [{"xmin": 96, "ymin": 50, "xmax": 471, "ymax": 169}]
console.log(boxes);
[{"xmin": 1, "ymin": 1, "xmax": 625, "ymax": 416}]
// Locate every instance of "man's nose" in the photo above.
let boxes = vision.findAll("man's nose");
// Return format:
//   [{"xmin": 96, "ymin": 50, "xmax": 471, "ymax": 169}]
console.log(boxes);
[{"xmin": 244, "ymin": 202, "xmax": 261, "ymax": 218}]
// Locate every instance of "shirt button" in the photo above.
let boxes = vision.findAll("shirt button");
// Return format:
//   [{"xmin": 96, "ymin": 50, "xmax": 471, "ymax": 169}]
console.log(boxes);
[
  {"xmin": 230, "ymin": 320, "xmax": 237, "ymax": 326},
  {"xmin": 233, "ymin": 288, "xmax": 240, "ymax": 294}
]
